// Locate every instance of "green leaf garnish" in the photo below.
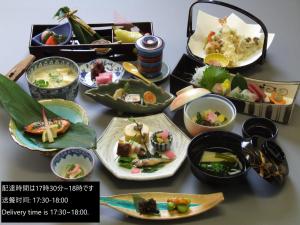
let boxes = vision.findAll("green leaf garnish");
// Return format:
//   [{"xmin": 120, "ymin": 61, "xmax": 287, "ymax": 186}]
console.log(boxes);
[
  {"xmin": 33, "ymin": 79, "xmax": 49, "ymax": 88},
  {"xmin": 200, "ymin": 66, "xmax": 230, "ymax": 91},
  {"xmin": 231, "ymin": 74, "xmax": 247, "ymax": 90},
  {"xmin": 0, "ymin": 75, "xmax": 97, "ymax": 149}
]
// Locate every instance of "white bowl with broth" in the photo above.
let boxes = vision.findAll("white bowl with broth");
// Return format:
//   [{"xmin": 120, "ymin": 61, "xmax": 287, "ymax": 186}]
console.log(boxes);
[{"xmin": 26, "ymin": 56, "xmax": 79, "ymax": 100}]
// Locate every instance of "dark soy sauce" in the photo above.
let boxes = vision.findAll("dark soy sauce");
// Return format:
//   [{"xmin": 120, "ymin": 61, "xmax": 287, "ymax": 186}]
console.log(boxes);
[{"xmin": 245, "ymin": 125, "xmax": 274, "ymax": 139}]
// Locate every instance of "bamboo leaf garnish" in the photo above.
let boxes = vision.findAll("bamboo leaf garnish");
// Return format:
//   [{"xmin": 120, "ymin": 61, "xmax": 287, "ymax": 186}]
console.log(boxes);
[
  {"xmin": 0, "ymin": 75, "xmax": 97, "ymax": 150},
  {"xmin": 54, "ymin": 6, "xmax": 102, "ymax": 44}
]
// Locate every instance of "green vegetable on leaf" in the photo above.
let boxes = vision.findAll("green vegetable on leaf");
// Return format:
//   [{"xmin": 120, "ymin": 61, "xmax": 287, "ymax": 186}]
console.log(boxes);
[{"xmin": 200, "ymin": 66, "xmax": 230, "ymax": 91}]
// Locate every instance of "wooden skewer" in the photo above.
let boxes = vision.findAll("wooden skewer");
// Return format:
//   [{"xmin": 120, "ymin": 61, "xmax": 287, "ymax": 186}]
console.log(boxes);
[{"xmin": 6, "ymin": 54, "xmax": 35, "ymax": 82}]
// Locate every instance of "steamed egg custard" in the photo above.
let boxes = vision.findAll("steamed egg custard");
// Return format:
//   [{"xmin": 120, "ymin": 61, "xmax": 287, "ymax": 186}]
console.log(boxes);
[{"xmin": 29, "ymin": 65, "xmax": 77, "ymax": 88}]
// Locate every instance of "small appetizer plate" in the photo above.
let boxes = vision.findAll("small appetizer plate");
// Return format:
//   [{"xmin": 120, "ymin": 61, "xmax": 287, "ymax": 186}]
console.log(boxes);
[
  {"xmin": 100, "ymin": 192, "xmax": 224, "ymax": 220},
  {"xmin": 79, "ymin": 58, "xmax": 125, "ymax": 88},
  {"xmin": 148, "ymin": 62, "xmax": 170, "ymax": 83},
  {"xmin": 9, "ymin": 99, "xmax": 88, "ymax": 153},
  {"xmin": 85, "ymin": 79, "xmax": 174, "ymax": 115},
  {"xmin": 51, "ymin": 147, "xmax": 94, "ymax": 181},
  {"xmin": 96, "ymin": 113, "xmax": 190, "ymax": 181}
]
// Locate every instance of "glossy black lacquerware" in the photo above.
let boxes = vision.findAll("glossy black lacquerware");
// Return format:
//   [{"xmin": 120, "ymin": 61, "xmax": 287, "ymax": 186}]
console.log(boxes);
[
  {"xmin": 188, "ymin": 131, "xmax": 248, "ymax": 184},
  {"xmin": 241, "ymin": 117, "xmax": 288, "ymax": 184},
  {"xmin": 242, "ymin": 117, "xmax": 278, "ymax": 147},
  {"xmin": 186, "ymin": 0, "xmax": 268, "ymax": 72},
  {"xmin": 188, "ymin": 119, "xmax": 289, "ymax": 184}
]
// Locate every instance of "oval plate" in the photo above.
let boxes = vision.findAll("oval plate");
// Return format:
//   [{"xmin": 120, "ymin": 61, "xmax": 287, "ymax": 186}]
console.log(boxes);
[
  {"xmin": 9, "ymin": 99, "xmax": 88, "ymax": 152},
  {"xmin": 85, "ymin": 79, "xmax": 174, "ymax": 115},
  {"xmin": 100, "ymin": 192, "xmax": 224, "ymax": 220},
  {"xmin": 79, "ymin": 58, "xmax": 125, "ymax": 88}
]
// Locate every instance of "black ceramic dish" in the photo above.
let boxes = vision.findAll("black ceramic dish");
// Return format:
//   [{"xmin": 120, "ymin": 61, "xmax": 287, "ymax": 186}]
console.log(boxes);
[{"xmin": 188, "ymin": 131, "xmax": 248, "ymax": 184}]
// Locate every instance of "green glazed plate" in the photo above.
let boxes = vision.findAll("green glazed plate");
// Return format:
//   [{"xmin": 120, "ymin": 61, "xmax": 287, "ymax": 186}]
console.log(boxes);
[
  {"xmin": 85, "ymin": 79, "xmax": 174, "ymax": 114},
  {"xmin": 9, "ymin": 99, "xmax": 89, "ymax": 152}
]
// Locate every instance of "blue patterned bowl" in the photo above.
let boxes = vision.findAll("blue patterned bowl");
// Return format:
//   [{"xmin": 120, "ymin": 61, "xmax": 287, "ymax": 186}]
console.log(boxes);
[
  {"xmin": 26, "ymin": 56, "xmax": 79, "ymax": 100},
  {"xmin": 51, "ymin": 147, "xmax": 94, "ymax": 181},
  {"xmin": 150, "ymin": 131, "xmax": 173, "ymax": 152}
]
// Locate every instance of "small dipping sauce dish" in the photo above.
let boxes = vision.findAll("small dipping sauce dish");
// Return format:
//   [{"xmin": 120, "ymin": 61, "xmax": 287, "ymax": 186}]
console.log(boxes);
[{"xmin": 135, "ymin": 35, "xmax": 165, "ymax": 79}]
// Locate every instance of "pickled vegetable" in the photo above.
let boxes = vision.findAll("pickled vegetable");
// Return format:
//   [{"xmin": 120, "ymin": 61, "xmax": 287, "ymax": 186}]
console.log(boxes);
[{"xmin": 114, "ymin": 28, "xmax": 142, "ymax": 43}]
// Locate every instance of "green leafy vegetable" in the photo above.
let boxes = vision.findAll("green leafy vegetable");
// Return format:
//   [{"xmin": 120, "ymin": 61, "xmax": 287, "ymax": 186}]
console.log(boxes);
[
  {"xmin": 142, "ymin": 163, "xmax": 165, "ymax": 173},
  {"xmin": 33, "ymin": 79, "xmax": 49, "ymax": 88},
  {"xmin": 200, "ymin": 66, "xmax": 230, "ymax": 91},
  {"xmin": 118, "ymin": 156, "xmax": 134, "ymax": 163},
  {"xmin": 0, "ymin": 75, "xmax": 96, "ymax": 149},
  {"xmin": 231, "ymin": 74, "xmax": 247, "ymax": 90},
  {"xmin": 118, "ymin": 157, "xmax": 134, "ymax": 169},
  {"xmin": 195, "ymin": 112, "xmax": 203, "ymax": 124}
]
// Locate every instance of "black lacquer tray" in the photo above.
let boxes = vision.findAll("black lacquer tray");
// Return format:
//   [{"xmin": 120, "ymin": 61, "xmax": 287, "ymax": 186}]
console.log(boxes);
[{"xmin": 186, "ymin": 0, "xmax": 269, "ymax": 72}]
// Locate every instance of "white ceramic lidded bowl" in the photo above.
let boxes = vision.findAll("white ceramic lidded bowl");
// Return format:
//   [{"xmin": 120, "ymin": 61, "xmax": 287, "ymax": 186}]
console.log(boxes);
[
  {"xmin": 51, "ymin": 147, "xmax": 94, "ymax": 181},
  {"xmin": 169, "ymin": 86, "xmax": 237, "ymax": 137}
]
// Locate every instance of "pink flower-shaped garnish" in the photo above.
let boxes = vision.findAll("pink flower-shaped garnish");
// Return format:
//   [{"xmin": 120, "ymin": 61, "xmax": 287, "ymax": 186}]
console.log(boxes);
[
  {"xmin": 164, "ymin": 150, "xmax": 176, "ymax": 160},
  {"xmin": 206, "ymin": 111, "xmax": 218, "ymax": 123},
  {"xmin": 131, "ymin": 168, "xmax": 141, "ymax": 174},
  {"xmin": 160, "ymin": 129, "xmax": 169, "ymax": 140}
]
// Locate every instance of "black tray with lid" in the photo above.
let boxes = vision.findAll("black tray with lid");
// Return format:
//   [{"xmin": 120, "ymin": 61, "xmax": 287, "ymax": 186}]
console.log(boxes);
[
  {"xmin": 186, "ymin": 0, "xmax": 269, "ymax": 72},
  {"xmin": 29, "ymin": 22, "xmax": 153, "ymax": 63}
]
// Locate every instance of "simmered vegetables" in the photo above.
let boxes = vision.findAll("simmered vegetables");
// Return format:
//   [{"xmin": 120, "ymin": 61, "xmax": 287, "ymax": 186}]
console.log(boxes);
[
  {"xmin": 41, "ymin": 29, "xmax": 66, "ymax": 45},
  {"xmin": 167, "ymin": 198, "xmax": 191, "ymax": 213},
  {"xmin": 133, "ymin": 195, "xmax": 159, "ymax": 215},
  {"xmin": 194, "ymin": 110, "xmax": 227, "ymax": 127},
  {"xmin": 199, "ymin": 150, "xmax": 242, "ymax": 176},
  {"xmin": 65, "ymin": 163, "xmax": 84, "ymax": 179}
]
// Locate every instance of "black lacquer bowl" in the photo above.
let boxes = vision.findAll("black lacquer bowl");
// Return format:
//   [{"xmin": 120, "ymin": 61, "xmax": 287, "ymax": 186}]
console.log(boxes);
[
  {"xmin": 187, "ymin": 130, "xmax": 289, "ymax": 184},
  {"xmin": 187, "ymin": 131, "xmax": 248, "ymax": 183}
]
